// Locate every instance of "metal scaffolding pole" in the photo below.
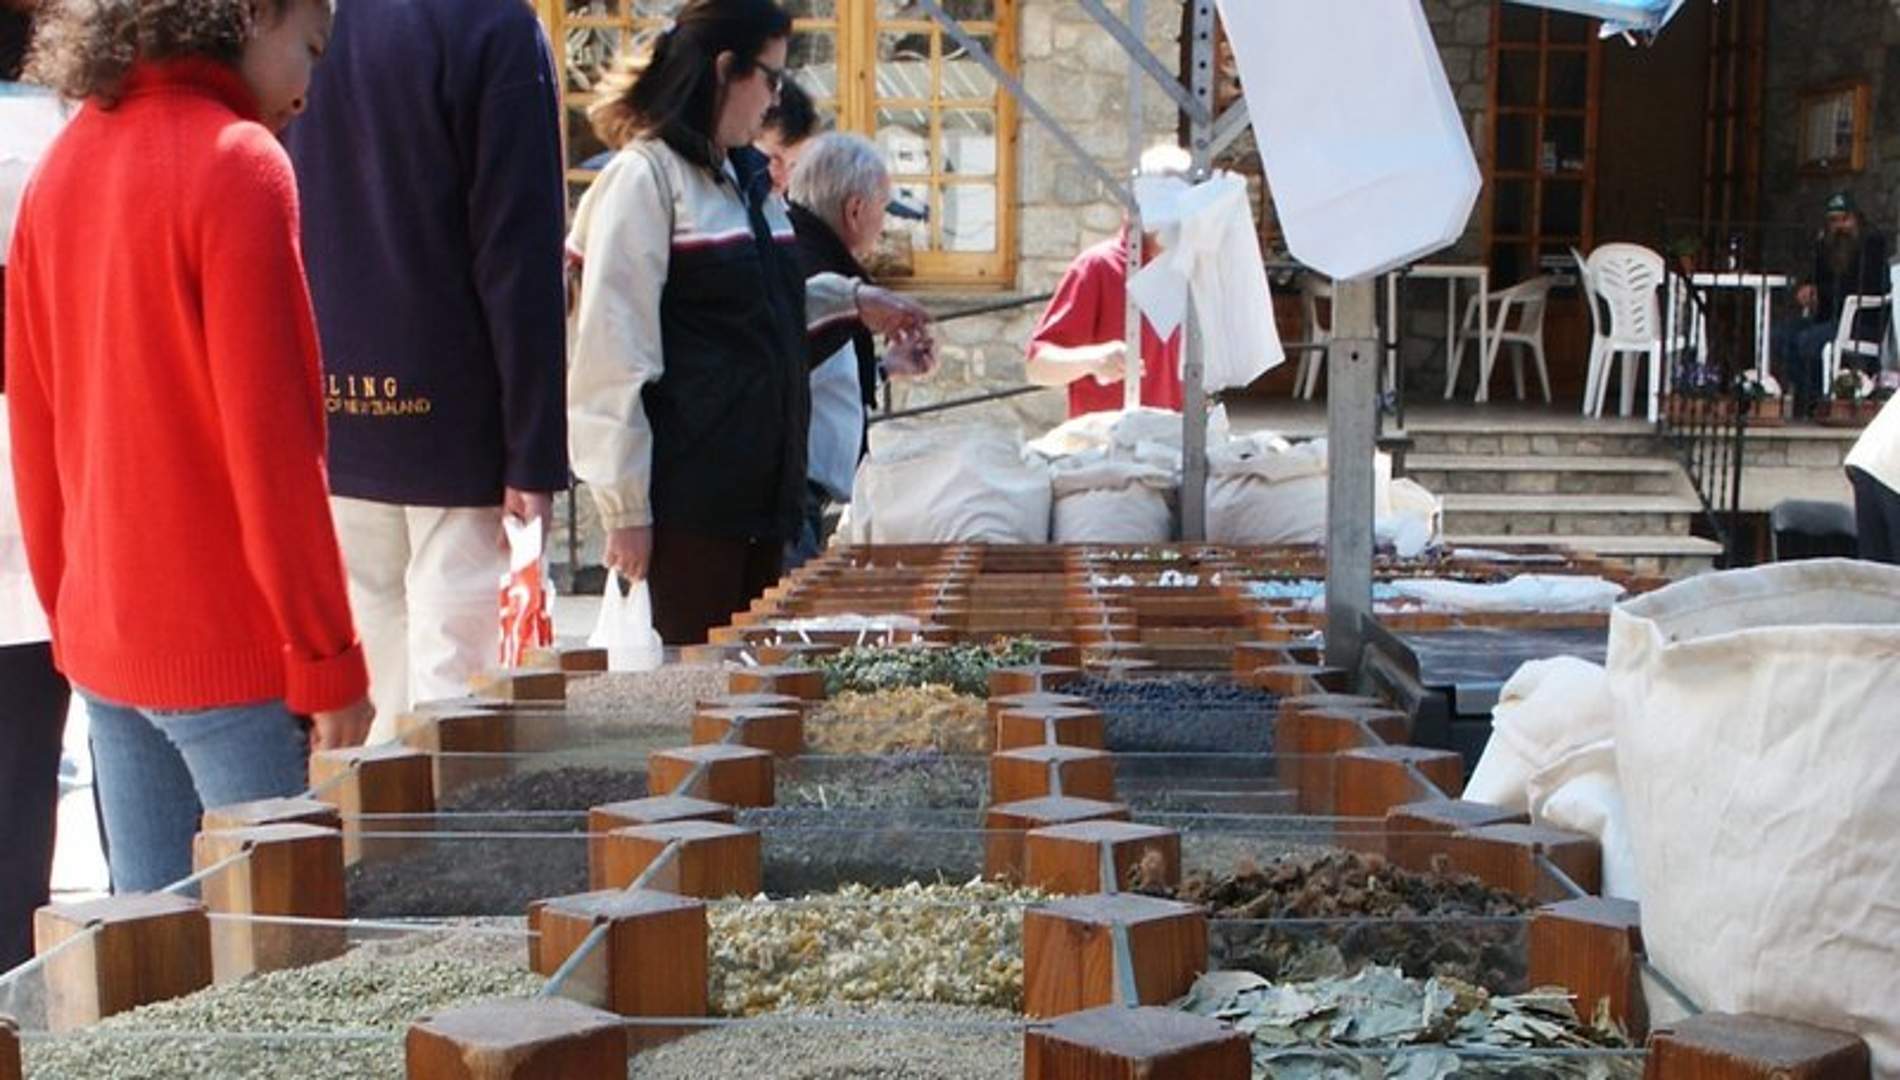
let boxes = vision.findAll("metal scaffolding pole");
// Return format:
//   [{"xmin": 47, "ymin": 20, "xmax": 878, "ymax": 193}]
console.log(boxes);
[
  {"xmin": 1179, "ymin": 0, "xmax": 1218, "ymax": 541},
  {"xmin": 1326, "ymin": 280, "xmax": 1380, "ymax": 672}
]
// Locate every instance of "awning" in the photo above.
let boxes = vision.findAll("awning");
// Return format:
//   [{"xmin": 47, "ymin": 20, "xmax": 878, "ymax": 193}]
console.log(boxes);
[{"xmin": 1505, "ymin": 0, "xmax": 1687, "ymax": 37}]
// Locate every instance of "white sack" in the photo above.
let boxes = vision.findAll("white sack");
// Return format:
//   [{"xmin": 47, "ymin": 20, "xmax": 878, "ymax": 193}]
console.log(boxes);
[
  {"xmin": 1204, "ymin": 435, "xmax": 1391, "ymax": 546},
  {"xmin": 1050, "ymin": 459, "xmax": 1175, "ymax": 544},
  {"xmin": 852, "ymin": 422, "xmax": 1051, "ymax": 544},
  {"xmin": 1611, "ymin": 560, "xmax": 1900, "ymax": 1070},
  {"xmin": 1387, "ymin": 574, "xmax": 1624, "ymax": 614}
]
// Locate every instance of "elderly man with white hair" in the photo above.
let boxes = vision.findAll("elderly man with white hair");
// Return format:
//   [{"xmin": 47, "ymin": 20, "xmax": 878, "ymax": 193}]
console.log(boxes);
[{"xmin": 784, "ymin": 132, "xmax": 938, "ymax": 567}]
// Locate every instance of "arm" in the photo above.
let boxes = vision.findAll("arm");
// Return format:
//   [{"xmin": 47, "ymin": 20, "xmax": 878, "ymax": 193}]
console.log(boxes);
[
  {"xmin": 1025, "ymin": 257, "xmax": 1124, "ymax": 387},
  {"xmin": 199, "ymin": 133, "xmax": 367, "ymax": 716},
  {"xmin": 4, "ymin": 228, "xmax": 63, "ymax": 623},
  {"xmin": 465, "ymin": 9, "xmax": 570, "ymax": 498},
  {"xmin": 568, "ymin": 151, "xmax": 669, "ymax": 534}
]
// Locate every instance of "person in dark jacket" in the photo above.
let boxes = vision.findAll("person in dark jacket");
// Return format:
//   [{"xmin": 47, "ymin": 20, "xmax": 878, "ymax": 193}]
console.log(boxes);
[
  {"xmin": 1775, "ymin": 190, "xmax": 1892, "ymax": 414},
  {"xmin": 284, "ymin": 0, "xmax": 569, "ymax": 739},
  {"xmin": 758, "ymin": 76, "xmax": 819, "ymax": 195},
  {"xmin": 567, "ymin": 0, "xmax": 926, "ymax": 645},
  {"xmin": 785, "ymin": 131, "xmax": 936, "ymax": 567}
]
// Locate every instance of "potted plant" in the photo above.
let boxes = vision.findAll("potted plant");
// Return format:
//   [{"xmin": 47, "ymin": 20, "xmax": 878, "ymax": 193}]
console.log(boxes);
[
  {"xmin": 1818, "ymin": 369, "xmax": 1871, "ymax": 426},
  {"xmin": 1737, "ymin": 370, "xmax": 1787, "ymax": 426},
  {"xmin": 1865, "ymin": 372, "xmax": 1898, "ymax": 423}
]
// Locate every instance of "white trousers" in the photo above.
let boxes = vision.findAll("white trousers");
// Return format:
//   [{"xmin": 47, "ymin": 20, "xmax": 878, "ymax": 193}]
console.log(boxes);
[{"xmin": 330, "ymin": 498, "xmax": 505, "ymax": 744}]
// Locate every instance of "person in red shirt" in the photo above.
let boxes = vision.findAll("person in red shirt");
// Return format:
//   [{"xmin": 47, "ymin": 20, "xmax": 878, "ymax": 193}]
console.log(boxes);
[
  {"xmin": 1026, "ymin": 145, "xmax": 1190, "ymax": 419},
  {"xmin": 7, "ymin": 0, "xmax": 372, "ymax": 892}
]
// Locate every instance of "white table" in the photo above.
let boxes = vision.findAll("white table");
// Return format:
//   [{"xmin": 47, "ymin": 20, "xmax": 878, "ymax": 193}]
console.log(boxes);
[
  {"xmin": 1384, "ymin": 263, "xmax": 1489, "ymax": 400},
  {"xmin": 1689, "ymin": 271, "xmax": 1792, "ymax": 379}
]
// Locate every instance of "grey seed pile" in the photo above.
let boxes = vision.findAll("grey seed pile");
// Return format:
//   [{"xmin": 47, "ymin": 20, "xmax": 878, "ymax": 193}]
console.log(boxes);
[
  {"xmin": 563, "ymin": 665, "xmax": 735, "ymax": 729},
  {"xmin": 625, "ymin": 1003, "xmax": 1023, "ymax": 1080},
  {"xmin": 23, "ymin": 929, "xmax": 541, "ymax": 1080}
]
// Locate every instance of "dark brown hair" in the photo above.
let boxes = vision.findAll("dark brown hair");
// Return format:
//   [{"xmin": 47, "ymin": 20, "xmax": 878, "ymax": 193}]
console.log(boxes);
[
  {"xmin": 588, "ymin": 0, "xmax": 791, "ymax": 170},
  {"xmin": 26, "ymin": 0, "xmax": 303, "ymax": 105}
]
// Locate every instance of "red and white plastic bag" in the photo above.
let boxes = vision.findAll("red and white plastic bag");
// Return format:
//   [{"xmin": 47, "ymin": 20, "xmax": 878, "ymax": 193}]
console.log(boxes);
[{"xmin": 498, "ymin": 514, "xmax": 553, "ymax": 667}]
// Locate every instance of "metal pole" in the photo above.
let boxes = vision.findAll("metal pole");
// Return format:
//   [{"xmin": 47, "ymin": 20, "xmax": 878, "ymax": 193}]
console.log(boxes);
[
  {"xmin": 1326, "ymin": 279, "xmax": 1379, "ymax": 672},
  {"xmin": 1122, "ymin": 0, "xmax": 1145, "ymax": 415},
  {"xmin": 1179, "ymin": 0, "xmax": 1217, "ymax": 541}
]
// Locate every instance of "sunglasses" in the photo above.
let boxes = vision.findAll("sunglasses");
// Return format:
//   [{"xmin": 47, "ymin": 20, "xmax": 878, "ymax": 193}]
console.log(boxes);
[{"xmin": 756, "ymin": 60, "xmax": 787, "ymax": 96}]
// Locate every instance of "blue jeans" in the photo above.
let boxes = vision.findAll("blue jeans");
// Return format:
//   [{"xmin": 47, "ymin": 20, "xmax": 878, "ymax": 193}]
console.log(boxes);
[{"xmin": 81, "ymin": 692, "xmax": 309, "ymax": 893}]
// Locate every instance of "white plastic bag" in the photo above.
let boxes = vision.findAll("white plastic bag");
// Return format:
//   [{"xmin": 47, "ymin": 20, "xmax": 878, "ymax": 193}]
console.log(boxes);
[
  {"xmin": 589, "ymin": 575, "xmax": 664, "ymax": 672},
  {"xmin": 1216, "ymin": 0, "xmax": 1480, "ymax": 280},
  {"xmin": 1611, "ymin": 560, "xmax": 1900, "ymax": 1070}
]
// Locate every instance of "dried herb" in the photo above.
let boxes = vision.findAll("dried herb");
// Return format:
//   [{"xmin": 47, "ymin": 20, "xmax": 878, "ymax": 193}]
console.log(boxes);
[
  {"xmin": 805, "ymin": 687, "xmax": 991, "ymax": 755},
  {"xmin": 812, "ymin": 640, "xmax": 1046, "ymax": 697}
]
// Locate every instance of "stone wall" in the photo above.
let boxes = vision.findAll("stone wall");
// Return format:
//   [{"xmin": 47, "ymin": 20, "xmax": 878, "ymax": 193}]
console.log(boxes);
[{"xmin": 1760, "ymin": 0, "xmax": 1900, "ymax": 245}]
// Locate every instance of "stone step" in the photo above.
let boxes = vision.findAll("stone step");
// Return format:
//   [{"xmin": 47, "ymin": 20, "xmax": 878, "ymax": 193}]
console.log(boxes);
[
  {"xmin": 1441, "ymin": 493, "xmax": 1703, "ymax": 538},
  {"xmin": 1406, "ymin": 427, "xmax": 1664, "ymax": 459},
  {"xmin": 1445, "ymin": 532, "xmax": 1724, "ymax": 579},
  {"xmin": 1406, "ymin": 454, "xmax": 1689, "ymax": 497}
]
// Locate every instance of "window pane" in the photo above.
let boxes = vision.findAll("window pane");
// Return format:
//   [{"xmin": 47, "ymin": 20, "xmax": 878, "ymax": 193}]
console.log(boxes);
[
  {"xmin": 789, "ymin": 30, "xmax": 839, "ymax": 103},
  {"xmin": 1498, "ymin": 8, "xmax": 1541, "ymax": 43},
  {"xmin": 1497, "ymin": 51, "xmax": 1540, "ymax": 109},
  {"xmin": 1548, "ymin": 52, "xmax": 1589, "ymax": 110},
  {"xmin": 1494, "ymin": 113, "xmax": 1535, "ymax": 173},
  {"xmin": 942, "ymin": 183, "xmax": 998, "ymax": 252},
  {"xmin": 940, "ymin": 33, "xmax": 998, "ymax": 101},
  {"xmin": 1545, "ymin": 115, "xmax": 1586, "ymax": 174},
  {"xmin": 1547, "ymin": 14, "xmax": 1592, "ymax": 43},
  {"xmin": 1541, "ymin": 180, "xmax": 1584, "ymax": 236},
  {"xmin": 889, "ymin": 181, "xmax": 933, "ymax": 252},
  {"xmin": 1492, "ymin": 179, "xmax": 1531, "ymax": 237},
  {"xmin": 877, "ymin": 107, "xmax": 933, "ymax": 177},
  {"xmin": 564, "ymin": 27, "xmax": 621, "ymax": 96},
  {"xmin": 629, "ymin": 0, "xmax": 679, "ymax": 17},
  {"xmin": 1491, "ymin": 243, "xmax": 1530, "ymax": 287},
  {"xmin": 782, "ymin": 0, "xmax": 836, "ymax": 16},
  {"xmin": 878, "ymin": 0, "xmax": 991, "ymax": 18},
  {"xmin": 875, "ymin": 31, "xmax": 932, "ymax": 101},
  {"xmin": 939, "ymin": 108, "xmax": 997, "ymax": 176}
]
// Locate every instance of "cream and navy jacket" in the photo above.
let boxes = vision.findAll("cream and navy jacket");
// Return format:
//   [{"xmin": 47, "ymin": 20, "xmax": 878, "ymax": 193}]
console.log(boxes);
[{"xmin": 568, "ymin": 137, "xmax": 859, "ymax": 541}]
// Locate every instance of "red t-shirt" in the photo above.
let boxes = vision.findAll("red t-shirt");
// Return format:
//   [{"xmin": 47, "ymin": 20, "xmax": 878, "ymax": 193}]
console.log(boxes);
[{"xmin": 1028, "ymin": 235, "xmax": 1184, "ymax": 418}]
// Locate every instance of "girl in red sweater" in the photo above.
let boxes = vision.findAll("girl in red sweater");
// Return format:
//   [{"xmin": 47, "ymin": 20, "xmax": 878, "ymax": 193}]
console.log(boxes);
[{"xmin": 6, "ymin": 0, "xmax": 373, "ymax": 892}]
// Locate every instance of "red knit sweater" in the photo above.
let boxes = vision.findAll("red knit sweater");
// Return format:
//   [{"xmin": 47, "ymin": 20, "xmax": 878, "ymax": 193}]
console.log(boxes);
[{"xmin": 4, "ymin": 60, "xmax": 367, "ymax": 714}]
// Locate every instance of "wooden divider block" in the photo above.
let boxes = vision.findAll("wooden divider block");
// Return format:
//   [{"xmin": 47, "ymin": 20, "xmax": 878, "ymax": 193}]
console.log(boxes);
[
  {"xmin": 1445, "ymin": 823, "xmax": 1601, "ymax": 902},
  {"xmin": 407, "ymin": 997, "xmax": 629, "ymax": 1080},
  {"xmin": 1232, "ymin": 641, "xmax": 1301, "ymax": 675},
  {"xmin": 1305, "ymin": 706, "xmax": 1411, "ymax": 745},
  {"xmin": 308, "ymin": 744, "xmax": 435, "ymax": 865},
  {"xmin": 992, "ymin": 746, "xmax": 1117, "ymax": 803},
  {"xmin": 587, "ymin": 797, "xmax": 735, "ymax": 889},
  {"xmin": 1278, "ymin": 693, "xmax": 1385, "ymax": 723},
  {"xmin": 0, "ymin": 1018, "xmax": 14, "ymax": 1080},
  {"xmin": 678, "ymin": 644, "xmax": 739, "ymax": 666},
  {"xmin": 1024, "ymin": 1006, "xmax": 1250, "ymax": 1080},
  {"xmin": 601, "ymin": 822, "xmax": 761, "ymax": 899},
  {"xmin": 192, "ymin": 824, "xmax": 345, "ymax": 979},
  {"xmin": 707, "ymin": 626, "xmax": 747, "ymax": 645},
  {"xmin": 990, "ymin": 665, "xmax": 1085, "ymax": 697},
  {"xmin": 33, "ymin": 893, "xmax": 213, "ymax": 1030},
  {"xmin": 1023, "ymin": 822, "xmax": 1181, "ymax": 895},
  {"xmin": 754, "ymin": 642, "xmax": 841, "ymax": 666},
  {"xmin": 1243, "ymin": 664, "xmax": 1351, "ymax": 696},
  {"xmin": 1384, "ymin": 799, "xmax": 1529, "ymax": 873},
  {"xmin": 989, "ymin": 692, "xmax": 1093, "ymax": 727},
  {"xmin": 697, "ymin": 692, "xmax": 806, "ymax": 715},
  {"xmin": 1031, "ymin": 642, "xmax": 1085, "ymax": 668},
  {"xmin": 200, "ymin": 796, "xmax": 340, "ymax": 833},
  {"xmin": 470, "ymin": 669, "xmax": 567, "ymax": 703},
  {"xmin": 1071, "ymin": 624, "xmax": 1138, "ymax": 645},
  {"xmin": 995, "ymin": 707, "xmax": 1108, "ymax": 752},
  {"xmin": 691, "ymin": 707, "xmax": 803, "ymax": 757},
  {"xmin": 398, "ymin": 708, "xmax": 515, "ymax": 796},
  {"xmin": 1275, "ymin": 711, "xmax": 1384, "ymax": 816},
  {"xmin": 523, "ymin": 646, "xmax": 611, "ymax": 674},
  {"xmin": 985, "ymin": 797, "xmax": 1132, "ymax": 882},
  {"xmin": 1530, "ymin": 898, "xmax": 1647, "ymax": 1041},
  {"xmin": 534, "ymin": 890, "xmax": 707, "ymax": 1019},
  {"xmin": 1333, "ymin": 746, "xmax": 1465, "ymax": 817},
  {"xmin": 1022, "ymin": 894, "xmax": 1208, "ymax": 1018},
  {"xmin": 648, "ymin": 745, "xmax": 775, "ymax": 807},
  {"xmin": 727, "ymin": 665, "xmax": 826, "ymax": 701},
  {"xmin": 1644, "ymin": 1014, "xmax": 1871, "ymax": 1080}
]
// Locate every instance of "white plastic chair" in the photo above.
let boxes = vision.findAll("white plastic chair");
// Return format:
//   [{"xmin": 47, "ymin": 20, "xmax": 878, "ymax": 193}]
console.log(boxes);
[
  {"xmin": 1821, "ymin": 293, "xmax": 1892, "ymax": 393},
  {"xmin": 1295, "ymin": 274, "xmax": 1332, "ymax": 399},
  {"xmin": 1452, "ymin": 275, "xmax": 1554, "ymax": 403},
  {"xmin": 1581, "ymin": 243, "xmax": 1667, "ymax": 422}
]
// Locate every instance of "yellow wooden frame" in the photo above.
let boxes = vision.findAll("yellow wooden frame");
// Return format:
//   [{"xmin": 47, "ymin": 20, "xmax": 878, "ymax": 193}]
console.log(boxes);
[
  {"xmin": 1795, "ymin": 79, "xmax": 1871, "ymax": 177},
  {"xmin": 535, "ymin": 0, "xmax": 1019, "ymax": 290}
]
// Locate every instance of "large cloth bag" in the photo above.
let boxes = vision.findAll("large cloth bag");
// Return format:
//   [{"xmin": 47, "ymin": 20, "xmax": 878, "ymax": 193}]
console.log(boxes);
[
  {"xmin": 1610, "ymin": 560, "xmax": 1900, "ymax": 1071},
  {"xmin": 851, "ymin": 422, "xmax": 1051, "ymax": 544}
]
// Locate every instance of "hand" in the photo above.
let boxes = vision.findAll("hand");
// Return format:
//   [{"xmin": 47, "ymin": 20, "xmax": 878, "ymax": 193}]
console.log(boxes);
[
  {"xmin": 1795, "ymin": 284, "xmax": 1817, "ymax": 311},
  {"xmin": 310, "ymin": 698, "xmax": 374, "ymax": 752},
  {"xmin": 1081, "ymin": 341, "xmax": 1128, "ymax": 385},
  {"xmin": 501, "ymin": 487, "xmax": 554, "ymax": 548},
  {"xmin": 604, "ymin": 525, "xmax": 653, "ymax": 582},
  {"xmin": 882, "ymin": 330, "xmax": 938, "ymax": 378},
  {"xmin": 855, "ymin": 284, "xmax": 930, "ymax": 337}
]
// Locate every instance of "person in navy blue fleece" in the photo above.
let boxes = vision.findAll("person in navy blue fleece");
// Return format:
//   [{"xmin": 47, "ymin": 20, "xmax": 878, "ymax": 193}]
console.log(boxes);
[{"xmin": 285, "ymin": 0, "xmax": 567, "ymax": 740}]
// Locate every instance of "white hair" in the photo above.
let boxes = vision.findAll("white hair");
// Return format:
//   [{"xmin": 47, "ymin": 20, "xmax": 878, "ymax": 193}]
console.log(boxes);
[
  {"xmin": 1139, "ymin": 143, "xmax": 1192, "ymax": 178},
  {"xmin": 788, "ymin": 132, "xmax": 891, "ymax": 237}
]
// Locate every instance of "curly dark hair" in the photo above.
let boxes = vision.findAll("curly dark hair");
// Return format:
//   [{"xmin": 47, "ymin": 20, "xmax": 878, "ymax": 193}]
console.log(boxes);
[{"xmin": 26, "ymin": 0, "xmax": 300, "ymax": 105}]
